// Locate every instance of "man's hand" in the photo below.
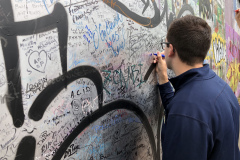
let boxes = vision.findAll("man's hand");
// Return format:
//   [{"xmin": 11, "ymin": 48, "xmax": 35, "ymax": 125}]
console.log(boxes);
[
  {"xmin": 235, "ymin": 9, "xmax": 240, "ymax": 28},
  {"xmin": 154, "ymin": 51, "xmax": 169, "ymax": 84}
]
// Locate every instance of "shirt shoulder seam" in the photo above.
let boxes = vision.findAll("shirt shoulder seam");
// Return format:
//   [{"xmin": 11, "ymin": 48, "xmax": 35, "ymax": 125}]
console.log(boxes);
[
  {"xmin": 168, "ymin": 114, "xmax": 213, "ymax": 135},
  {"xmin": 214, "ymin": 83, "xmax": 227, "ymax": 105}
]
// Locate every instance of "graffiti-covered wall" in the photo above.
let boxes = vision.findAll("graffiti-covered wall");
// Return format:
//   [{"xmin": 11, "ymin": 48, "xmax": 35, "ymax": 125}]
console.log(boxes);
[{"xmin": 0, "ymin": 0, "xmax": 239, "ymax": 160}]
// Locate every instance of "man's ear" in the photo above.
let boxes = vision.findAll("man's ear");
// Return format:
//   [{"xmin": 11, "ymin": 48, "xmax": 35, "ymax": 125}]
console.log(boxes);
[{"xmin": 169, "ymin": 44, "xmax": 175, "ymax": 57}]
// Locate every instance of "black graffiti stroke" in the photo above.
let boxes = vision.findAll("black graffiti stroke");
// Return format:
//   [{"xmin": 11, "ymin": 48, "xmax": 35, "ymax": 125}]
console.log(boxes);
[
  {"xmin": 14, "ymin": 136, "xmax": 36, "ymax": 160},
  {"xmin": 52, "ymin": 100, "xmax": 157, "ymax": 160},
  {"xmin": 0, "ymin": 2, "xmax": 68, "ymax": 128},
  {"xmin": 28, "ymin": 66, "xmax": 103, "ymax": 121},
  {"xmin": 102, "ymin": 0, "xmax": 160, "ymax": 28}
]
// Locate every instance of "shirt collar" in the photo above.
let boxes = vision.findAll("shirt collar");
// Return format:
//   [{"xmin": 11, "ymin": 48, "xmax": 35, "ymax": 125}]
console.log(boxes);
[{"xmin": 169, "ymin": 64, "xmax": 216, "ymax": 92}]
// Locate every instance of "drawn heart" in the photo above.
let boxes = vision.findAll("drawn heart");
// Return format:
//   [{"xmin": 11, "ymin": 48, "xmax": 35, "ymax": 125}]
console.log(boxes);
[{"xmin": 28, "ymin": 50, "xmax": 47, "ymax": 73}]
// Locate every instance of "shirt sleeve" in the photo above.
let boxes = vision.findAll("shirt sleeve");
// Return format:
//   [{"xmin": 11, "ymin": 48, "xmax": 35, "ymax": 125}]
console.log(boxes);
[
  {"xmin": 162, "ymin": 114, "xmax": 214, "ymax": 160},
  {"xmin": 158, "ymin": 82, "xmax": 174, "ymax": 108}
]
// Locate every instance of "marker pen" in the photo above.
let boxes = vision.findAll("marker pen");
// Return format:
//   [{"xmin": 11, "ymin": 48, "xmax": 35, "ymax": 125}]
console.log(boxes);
[
  {"xmin": 144, "ymin": 53, "xmax": 165, "ymax": 81},
  {"xmin": 151, "ymin": 53, "xmax": 165, "ymax": 58}
]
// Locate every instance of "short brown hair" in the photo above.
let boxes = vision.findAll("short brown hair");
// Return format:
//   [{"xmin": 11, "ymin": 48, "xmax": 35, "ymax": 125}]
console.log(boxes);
[{"xmin": 167, "ymin": 15, "xmax": 212, "ymax": 66}]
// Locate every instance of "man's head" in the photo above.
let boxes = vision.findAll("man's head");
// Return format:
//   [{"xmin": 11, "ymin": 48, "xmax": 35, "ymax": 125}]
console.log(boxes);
[{"xmin": 166, "ymin": 15, "xmax": 212, "ymax": 66}]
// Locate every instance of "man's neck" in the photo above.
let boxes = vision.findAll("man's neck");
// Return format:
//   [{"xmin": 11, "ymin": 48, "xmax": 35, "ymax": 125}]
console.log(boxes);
[{"xmin": 173, "ymin": 61, "xmax": 203, "ymax": 76}]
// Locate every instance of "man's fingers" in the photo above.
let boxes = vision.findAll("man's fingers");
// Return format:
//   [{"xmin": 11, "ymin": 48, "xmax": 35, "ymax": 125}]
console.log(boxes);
[
  {"xmin": 237, "ymin": 11, "xmax": 240, "ymax": 16},
  {"xmin": 152, "ymin": 55, "xmax": 157, "ymax": 63},
  {"xmin": 157, "ymin": 51, "xmax": 165, "ymax": 61}
]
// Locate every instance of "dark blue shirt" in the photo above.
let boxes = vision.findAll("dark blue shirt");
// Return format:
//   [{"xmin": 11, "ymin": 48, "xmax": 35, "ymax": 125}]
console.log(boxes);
[{"xmin": 158, "ymin": 64, "xmax": 240, "ymax": 160}]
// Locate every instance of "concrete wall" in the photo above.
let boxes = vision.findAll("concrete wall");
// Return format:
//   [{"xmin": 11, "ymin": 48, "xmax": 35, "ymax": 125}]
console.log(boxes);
[{"xmin": 0, "ymin": 0, "xmax": 239, "ymax": 159}]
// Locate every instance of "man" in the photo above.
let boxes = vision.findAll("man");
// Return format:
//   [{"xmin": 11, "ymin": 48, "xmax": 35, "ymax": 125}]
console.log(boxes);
[
  {"xmin": 154, "ymin": 15, "xmax": 240, "ymax": 160},
  {"xmin": 236, "ymin": 0, "xmax": 240, "ymax": 28},
  {"xmin": 235, "ymin": 8, "xmax": 240, "ymax": 29}
]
